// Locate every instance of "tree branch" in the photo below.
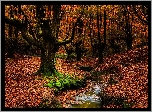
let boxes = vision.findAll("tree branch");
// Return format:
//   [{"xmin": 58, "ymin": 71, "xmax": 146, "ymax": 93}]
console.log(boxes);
[
  {"xmin": 5, "ymin": 16, "xmax": 43, "ymax": 49},
  {"xmin": 5, "ymin": 16, "xmax": 25, "ymax": 28},
  {"xmin": 19, "ymin": 7, "xmax": 39, "ymax": 40},
  {"xmin": 57, "ymin": 22, "xmax": 76, "ymax": 46},
  {"xmin": 56, "ymin": 13, "xmax": 84, "ymax": 46},
  {"xmin": 21, "ymin": 28, "xmax": 43, "ymax": 49}
]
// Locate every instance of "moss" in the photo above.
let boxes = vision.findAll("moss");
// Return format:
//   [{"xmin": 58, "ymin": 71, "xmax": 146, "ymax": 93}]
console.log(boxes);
[{"xmin": 44, "ymin": 71, "xmax": 87, "ymax": 92}]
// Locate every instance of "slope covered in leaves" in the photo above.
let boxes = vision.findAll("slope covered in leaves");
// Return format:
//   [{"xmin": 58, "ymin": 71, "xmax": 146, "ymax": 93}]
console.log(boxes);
[
  {"xmin": 5, "ymin": 56, "xmax": 54, "ymax": 108},
  {"xmin": 4, "ymin": 46, "xmax": 148, "ymax": 108},
  {"xmin": 55, "ymin": 46, "xmax": 148, "ymax": 108},
  {"xmin": 102, "ymin": 46, "xmax": 148, "ymax": 108}
]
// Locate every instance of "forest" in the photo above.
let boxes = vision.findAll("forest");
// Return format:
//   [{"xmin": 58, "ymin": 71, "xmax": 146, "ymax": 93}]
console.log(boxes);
[{"xmin": 4, "ymin": 4, "xmax": 149, "ymax": 109}]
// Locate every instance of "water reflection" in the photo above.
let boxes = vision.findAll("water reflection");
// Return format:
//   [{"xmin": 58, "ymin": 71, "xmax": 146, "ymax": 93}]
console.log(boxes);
[{"xmin": 70, "ymin": 82, "xmax": 108, "ymax": 108}]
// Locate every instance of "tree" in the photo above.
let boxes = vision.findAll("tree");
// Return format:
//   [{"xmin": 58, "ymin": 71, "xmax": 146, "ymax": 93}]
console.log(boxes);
[
  {"xmin": 6, "ymin": 5, "xmax": 16, "ymax": 58},
  {"xmin": 132, "ymin": 5, "xmax": 148, "ymax": 25},
  {"xmin": 123, "ymin": 5, "xmax": 133, "ymax": 50},
  {"xmin": 96, "ymin": 6, "xmax": 106, "ymax": 63},
  {"xmin": 88, "ymin": 13, "xmax": 94, "ymax": 57},
  {"xmin": 5, "ymin": 5, "xmax": 79, "ymax": 76},
  {"xmin": 65, "ymin": 45, "xmax": 75, "ymax": 61},
  {"xmin": 110, "ymin": 38, "xmax": 120, "ymax": 53}
]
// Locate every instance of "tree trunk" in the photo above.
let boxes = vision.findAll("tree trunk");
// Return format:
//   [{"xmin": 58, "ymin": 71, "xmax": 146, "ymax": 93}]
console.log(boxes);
[
  {"xmin": 89, "ymin": 14, "xmax": 94, "ymax": 57},
  {"xmin": 125, "ymin": 14, "xmax": 132, "ymax": 50},
  {"xmin": 7, "ymin": 5, "xmax": 14, "ymax": 58},
  {"xmin": 39, "ymin": 50, "xmax": 56, "ymax": 75},
  {"xmin": 38, "ymin": 40, "xmax": 58, "ymax": 76},
  {"xmin": 5, "ymin": 5, "xmax": 77, "ymax": 77}
]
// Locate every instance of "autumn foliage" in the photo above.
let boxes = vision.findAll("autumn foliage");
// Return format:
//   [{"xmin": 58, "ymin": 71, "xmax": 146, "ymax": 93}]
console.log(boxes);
[{"xmin": 4, "ymin": 4, "xmax": 149, "ymax": 109}]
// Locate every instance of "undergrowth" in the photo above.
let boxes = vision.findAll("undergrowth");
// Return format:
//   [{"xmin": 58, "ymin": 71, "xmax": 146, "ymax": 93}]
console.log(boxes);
[{"xmin": 44, "ymin": 70, "xmax": 86, "ymax": 92}]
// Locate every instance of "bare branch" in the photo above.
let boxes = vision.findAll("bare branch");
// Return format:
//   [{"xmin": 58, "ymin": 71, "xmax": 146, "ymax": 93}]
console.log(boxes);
[
  {"xmin": 56, "ymin": 13, "xmax": 84, "ymax": 46},
  {"xmin": 5, "ymin": 16, "xmax": 43, "ymax": 49},
  {"xmin": 19, "ymin": 7, "xmax": 39, "ymax": 40},
  {"xmin": 5, "ymin": 16, "xmax": 25, "ymax": 28},
  {"xmin": 21, "ymin": 27, "xmax": 43, "ymax": 49}
]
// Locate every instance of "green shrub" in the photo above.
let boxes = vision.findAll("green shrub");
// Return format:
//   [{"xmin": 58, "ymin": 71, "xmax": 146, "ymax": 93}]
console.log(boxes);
[{"xmin": 44, "ymin": 71, "xmax": 86, "ymax": 92}]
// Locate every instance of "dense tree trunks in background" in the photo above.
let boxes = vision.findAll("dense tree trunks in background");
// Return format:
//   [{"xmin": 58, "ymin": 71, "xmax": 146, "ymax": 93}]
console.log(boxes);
[{"xmin": 5, "ymin": 5, "xmax": 148, "ymax": 76}]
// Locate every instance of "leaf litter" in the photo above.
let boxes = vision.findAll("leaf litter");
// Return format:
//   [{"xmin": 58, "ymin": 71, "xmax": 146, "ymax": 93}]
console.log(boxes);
[{"xmin": 5, "ymin": 46, "xmax": 148, "ymax": 108}]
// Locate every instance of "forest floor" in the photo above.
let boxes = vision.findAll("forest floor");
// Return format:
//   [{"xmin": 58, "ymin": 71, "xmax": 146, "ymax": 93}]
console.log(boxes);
[{"xmin": 5, "ymin": 46, "xmax": 148, "ymax": 108}]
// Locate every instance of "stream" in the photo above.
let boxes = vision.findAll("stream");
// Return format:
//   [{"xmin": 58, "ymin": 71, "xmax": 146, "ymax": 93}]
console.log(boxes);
[{"xmin": 65, "ymin": 80, "xmax": 108, "ymax": 108}]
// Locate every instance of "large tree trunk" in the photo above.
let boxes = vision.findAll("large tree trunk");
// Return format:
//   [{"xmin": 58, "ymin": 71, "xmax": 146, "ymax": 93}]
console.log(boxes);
[
  {"xmin": 5, "ymin": 5, "xmax": 77, "ymax": 77},
  {"xmin": 38, "ymin": 41, "xmax": 57, "ymax": 76},
  {"xmin": 40, "ymin": 50, "xmax": 56, "ymax": 75}
]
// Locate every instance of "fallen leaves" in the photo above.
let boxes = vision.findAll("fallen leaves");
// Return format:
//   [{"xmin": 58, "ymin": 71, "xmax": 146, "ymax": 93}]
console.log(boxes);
[
  {"xmin": 102, "ymin": 46, "xmax": 148, "ymax": 108},
  {"xmin": 5, "ymin": 55, "xmax": 54, "ymax": 108},
  {"xmin": 55, "ymin": 46, "xmax": 148, "ymax": 108},
  {"xmin": 5, "ymin": 45, "xmax": 148, "ymax": 108}
]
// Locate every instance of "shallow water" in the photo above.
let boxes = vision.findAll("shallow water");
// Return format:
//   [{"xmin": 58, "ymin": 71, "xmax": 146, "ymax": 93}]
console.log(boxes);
[
  {"xmin": 72, "ymin": 100, "xmax": 101, "ymax": 108},
  {"xmin": 69, "ymin": 81, "xmax": 108, "ymax": 108}
]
